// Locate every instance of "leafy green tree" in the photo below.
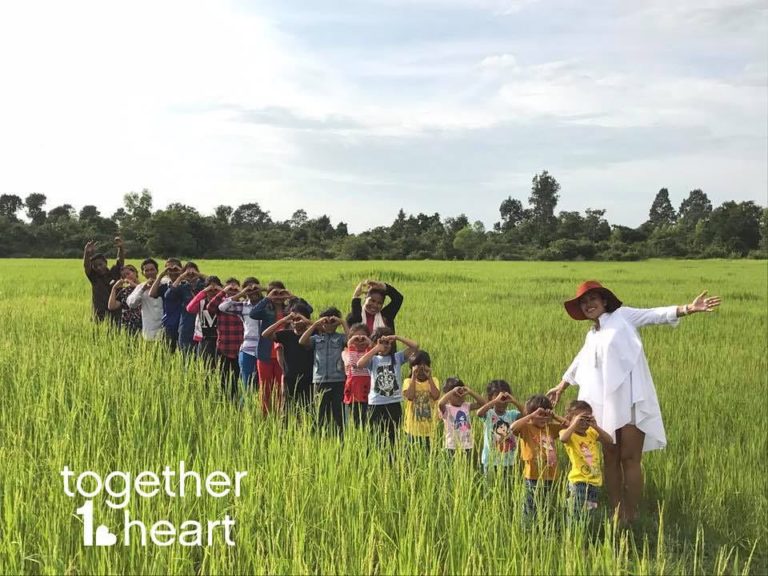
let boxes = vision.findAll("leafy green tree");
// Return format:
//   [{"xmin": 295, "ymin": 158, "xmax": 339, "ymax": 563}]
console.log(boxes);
[
  {"xmin": 556, "ymin": 211, "xmax": 584, "ymax": 240},
  {"xmin": 495, "ymin": 197, "xmax": 525, "ymax": 232},
  {"xmin": 47, "ymin": 204, "xmax": 76, "ymax": 221},
  {"xmin": 702, "ymin": 201, "xmax": 762, "ymax": 256},
  {"xmin": 124, "ymin": 189, "xmax": 153, "ymax": 221},
  {"xmin": 529, "ymin": 171, "xmax": 560, "ymax": 246},
  {"xmin": 339, "ymin": 235, "xmax": 372, "ymax": 260},
  {"xmin": 678, "ymin": 189, "xmax": 712, "ymax": 227},
  {"xmin": 214, "ymin": 205, "xmax": 233, "ymax": 224},
  {"xmin": 232, "ymin": 203, "xmax": 272, "ymax": 229},
  {"xmin": 647, "ymin": 188, "xmax": 677, "ymax": 228},
  {"xmin": 453, "ymin": 224, "xmax": 486, "ymax": 260},
  {"xmin": 24, "ymin": 193, "xmax": 47, "ymax": 225},
  {"xmin": 0, "ymin": 194, "xmax": 23, "ymax": 221},
  {"xmin": 78, "ymin": 205, "xmax": 100, "ymax": 222},
  {"xmin": 584, "ymin": 208, "xmax": 611, "ymax": 242}
]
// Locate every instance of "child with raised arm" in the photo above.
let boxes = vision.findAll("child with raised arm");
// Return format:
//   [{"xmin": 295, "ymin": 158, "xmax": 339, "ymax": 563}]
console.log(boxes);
[
  {"xmin": 402, "ymin": 351, "xmax": 440, "ymax": 450},
  {"xmin": 438, "ymin": 377, "xmax": 485, "ymax": 458},
  {"xmin": 342, "ymin": 323, "xmax": 372, "ymax": 427},
  {"xmin": 476, "ymin": 380, "xmax": 524, "ymax": 475},
  {"xmin": 299, "ymin": 307, "xmax": 348, "ymax": 436},
  {"xmin": 559, "ymin": 400, "xmax": 613, "ymax": 520},
  {"xmin": 262, "ymin": 302, "xmax": 315, "ymax": 417},
  {"xmin": 356, "ymin": 326, "xmax": 418, "ymax": 446},
  {"xmin": 511, "ymin": 394, "xmax": 566, "ymax": 521}
]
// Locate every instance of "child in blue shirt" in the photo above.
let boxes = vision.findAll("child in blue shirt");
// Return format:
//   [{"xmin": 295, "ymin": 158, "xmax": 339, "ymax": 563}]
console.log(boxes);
[{"xmin": 299, "ymin": 307, "xmax": 348, "ymax": 436}]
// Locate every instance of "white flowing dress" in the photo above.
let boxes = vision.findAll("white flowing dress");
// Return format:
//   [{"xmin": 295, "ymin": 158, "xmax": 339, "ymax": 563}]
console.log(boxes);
[{"xmin": 562, "ymin": 306, "xmax": 679, "ymax": 452}]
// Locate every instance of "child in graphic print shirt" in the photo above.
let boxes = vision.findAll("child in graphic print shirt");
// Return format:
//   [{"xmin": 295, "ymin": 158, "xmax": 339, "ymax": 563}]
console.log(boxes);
[
  {"xmin": 402, "ymin": 351, "xmax": 440, "ymax": 450},
  {"xmin": 356, "ymin": 326, "xmax": 419, "ymax": 446},
  {"xmin": 511, "ymin": 394, "xmax": 566, "ymax": 520},
  {"xmin": 476, "ymin": 380, "xmax": 524, "ymax": 474},
  {"xmin": 437, "ymin": 377, "xmax": 485, "ymax": 458},
  {"xmin": 559, "ymin": 400, "xmax": 613, "ymax": 520}
]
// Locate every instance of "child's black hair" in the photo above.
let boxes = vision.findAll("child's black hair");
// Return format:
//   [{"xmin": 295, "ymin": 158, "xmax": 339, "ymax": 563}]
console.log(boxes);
[
  {"xmin": 409, "ymin": 350, "xmax": 431, "ymax": 368},
  {"xmin": 90, "ymin": 253, "xmax": 107, "ymax": 263},
  {"xmin": 319, "ymin": 306, "xmax": 342, "ymax": 319},
  {"xmin": 442, "ymin": 376, "xmax": 464, "ymax": 393},
  {"xmin": 371, "ymin": 326, "xmax": 394, "ymax": 341},
  {"xmin": 184, "ymin": 261, "xmax": 199, "ymax": 271},
  {"xmin": 367, "ymin": 286, "xmax": 387, "ymax": 299},
  {"xmin": 205, "ymin": 275, "xmax": 222, "ymax": 287},
  {"xmin": 268, "ymin": 280, "xmax": 286, "ymax": 290},
  {"xmin": 243, "ymin": 276, "xmax": 260, "ymax": 287},
  {"xmin": 348, "ymin": 322, "xmax": 370, "ymax": 335},
  {"xmin": 165, "ymin": 257, "xmax": 182, "ymax": 267},
  {"xmin": 225, "ymin": 277, "xmax": 240, "ymax": 285},
  {"xmin": 141, "ymin": 258, "xmax": 158, "ymax": 270},
  {"xmin": 486, "ymin": 379, "xmax": 511, "ymax": 399},
  {"xmin": 290, "ymin": 302, "xmax": 312, "ymax": 318},
  {"xmin": 525, "ymin": 394, "xmax": 553, "ymax": 415},
  {"xmin": 565, "ymin": 399, "xmax": 593, "ymax": 418}
]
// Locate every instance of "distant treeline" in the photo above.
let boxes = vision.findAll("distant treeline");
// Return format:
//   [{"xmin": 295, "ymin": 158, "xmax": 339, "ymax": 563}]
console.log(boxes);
[{"xmin": 1, "ymin": 171, "xmax": 765, "ymax": 260}]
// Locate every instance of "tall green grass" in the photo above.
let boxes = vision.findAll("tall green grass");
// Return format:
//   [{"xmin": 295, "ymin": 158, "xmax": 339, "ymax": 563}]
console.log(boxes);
[{"xmin": 0, "ymin": 259, "xmax": 764, "ymax": 574}]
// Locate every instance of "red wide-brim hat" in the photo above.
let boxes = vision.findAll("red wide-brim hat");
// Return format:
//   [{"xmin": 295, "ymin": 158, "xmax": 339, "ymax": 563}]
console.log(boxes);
[{"xmin": 564, "ymin": 280, "xmax": 622, "ymax": 320}]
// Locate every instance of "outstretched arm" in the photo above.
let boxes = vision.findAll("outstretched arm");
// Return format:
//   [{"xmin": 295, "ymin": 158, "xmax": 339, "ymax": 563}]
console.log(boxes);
[
  {"xmin": 622, "ymin": 291, "xmax": 721, "ymax": 328},
  {"xmin": 83, "ymin": 240, "xmax": 95, "ymax": 276},
  {"xmin": 114, "ymin": 237, "xmax": 125, "ymax": 269}
]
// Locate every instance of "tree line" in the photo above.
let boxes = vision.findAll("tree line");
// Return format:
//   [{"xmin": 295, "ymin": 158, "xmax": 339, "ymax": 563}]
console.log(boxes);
[{"xmin": 0, "ymin": 171, "xmax": 765, "ymax": 260}]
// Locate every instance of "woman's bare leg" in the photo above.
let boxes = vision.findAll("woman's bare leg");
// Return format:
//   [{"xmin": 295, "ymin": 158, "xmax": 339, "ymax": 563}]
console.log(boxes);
[
  {"xmin": 619, "ymin": 424, "xmax": 645, "ymax": 523},
  {"xmin": 603, "ymin": 428, "xmax": 622, "ymax": 518}
]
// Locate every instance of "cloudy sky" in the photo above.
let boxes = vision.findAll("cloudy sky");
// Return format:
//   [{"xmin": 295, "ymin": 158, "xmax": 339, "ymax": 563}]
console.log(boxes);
[{"xmin": 0, "ymin": 0, "xmax": 765, "ymax": 232}]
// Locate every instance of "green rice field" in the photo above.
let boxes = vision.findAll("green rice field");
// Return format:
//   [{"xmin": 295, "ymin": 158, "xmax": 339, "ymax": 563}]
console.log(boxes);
[{"xmin": 0, "ymin": 259, "xmax": 765, "ymax": 575}]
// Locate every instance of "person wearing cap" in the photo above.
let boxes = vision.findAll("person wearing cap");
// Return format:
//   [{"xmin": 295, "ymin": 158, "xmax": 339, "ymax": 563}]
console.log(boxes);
[{"xmin": 547, "ymin": 281, "xmax": 721, "ymax": 524}]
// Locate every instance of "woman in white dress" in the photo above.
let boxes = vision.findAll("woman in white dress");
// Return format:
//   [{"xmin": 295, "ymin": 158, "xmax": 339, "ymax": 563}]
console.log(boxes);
[{"xmin": 547, "ymin": 281, "xmax": 721, "ymax": 523}]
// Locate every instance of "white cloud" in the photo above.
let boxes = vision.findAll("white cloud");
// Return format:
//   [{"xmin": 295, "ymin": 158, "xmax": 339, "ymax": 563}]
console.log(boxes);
[{"xmin": 0, "ymin": 0, "xmax": 763, "ymax": 231}]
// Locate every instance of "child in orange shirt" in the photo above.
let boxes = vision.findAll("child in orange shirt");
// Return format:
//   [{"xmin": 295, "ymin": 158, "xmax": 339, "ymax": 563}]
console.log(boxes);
[{"xmin": 511, "ymin": 394, "xmax": 566, "ymax": 521}]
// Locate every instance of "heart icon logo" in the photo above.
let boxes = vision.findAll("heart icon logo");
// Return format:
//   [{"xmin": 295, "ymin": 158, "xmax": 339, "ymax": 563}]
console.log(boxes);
[{"xmin": 95, "ymin": 524, "xmax": 118, "ymax": 547}]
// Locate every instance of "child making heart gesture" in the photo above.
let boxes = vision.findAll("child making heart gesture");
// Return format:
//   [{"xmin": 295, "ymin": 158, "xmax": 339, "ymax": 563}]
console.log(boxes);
[
  {"xmin": 356, "ymin": 327, "xmax": 419, "ymax": 446},
  {"xmin": 511, "ymin": 394, "xmax": 567, "ymax": 521},
  {"xmin": 402, "ymin": 351, "xmax": 440, "ymax": 450},
  {"xmin": 476, "ymin": 380, "xmax": 524, "ymax": 474},
  {"xmin": 438, "ymin": 378, "xmax": 485, "ymax": 459},
  {"xmin": 342, "ymin": 323, "xmax": 373, "ymax": 427},
  {"xmin": 559, "ymin": 400, "xmax": 613, "ymax": 521},
  {"xmin": 300, "ymin": 308, "xmax": 349, "ymax": 436}
]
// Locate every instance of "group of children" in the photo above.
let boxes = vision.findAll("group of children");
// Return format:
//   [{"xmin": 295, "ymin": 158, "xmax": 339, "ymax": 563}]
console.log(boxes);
[
  {"xmin": 257, "ymin": 299, "xmax": 613, "ymax": 522},
  {"xmin": 399, "ymin": 364, "xmax": 613, "ymax": 520},
  {"xmin": 84, "ymin": 244, "xmax": 612, "ymax": 520}
]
